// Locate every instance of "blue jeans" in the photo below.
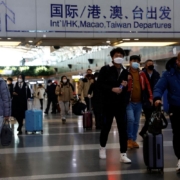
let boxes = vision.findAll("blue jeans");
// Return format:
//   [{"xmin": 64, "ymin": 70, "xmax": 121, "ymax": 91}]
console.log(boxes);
[{"xmin": 126, "ymin": 102, "xmax": 142, "ymax": 141}]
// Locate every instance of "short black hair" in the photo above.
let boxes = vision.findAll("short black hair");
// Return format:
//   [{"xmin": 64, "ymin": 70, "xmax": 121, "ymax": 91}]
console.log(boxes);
[
  {"xmin": 130, "ymin": 55, "xmax": 141, "ymax": 62},
  {"xmin": 145, "ymin": 59, "xmax": 153, "ymax": 65},
  {"xmin": 7, "ymin": 77, "xmax": 13, "ymax": 82},
  {"xmin": 110, "ymin": 47, "xmax": 125, "ymax": 58},
  {"xmin": 47, "ymin": 79, "xmax": 52, "ymax": 83},
  {"xmin": 86, "ymin": 69, "xmax": 92, "ymax": 72}
]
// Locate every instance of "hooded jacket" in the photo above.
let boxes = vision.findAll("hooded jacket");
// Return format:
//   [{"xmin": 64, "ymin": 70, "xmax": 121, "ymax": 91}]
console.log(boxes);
[
  {"xmin": 0, "ymin": 78, "xmax": 11, "ymax": 117},
  {"xmin": 154, "ymin": 57, "xmax": 180, "ymax": 107}
]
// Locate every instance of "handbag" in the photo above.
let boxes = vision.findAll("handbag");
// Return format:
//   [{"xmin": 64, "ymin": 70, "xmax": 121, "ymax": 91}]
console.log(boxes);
[
  {"xmin": 1, "ymin": 119, "xmax": 13, "ymax": 146},
  {"xmin": 148, "ymin": 107, "xmax": 168, "ymax": 135}
]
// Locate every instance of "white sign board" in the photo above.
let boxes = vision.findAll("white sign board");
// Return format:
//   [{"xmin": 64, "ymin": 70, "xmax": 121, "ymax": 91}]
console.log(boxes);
[{"xmin": 0, "ymin": 0, "xmax": 179, "ymax": 38}]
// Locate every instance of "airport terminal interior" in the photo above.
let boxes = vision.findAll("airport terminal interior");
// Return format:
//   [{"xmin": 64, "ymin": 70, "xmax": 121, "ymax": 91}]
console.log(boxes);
[{"xmin": 1, "ymin": 0, "xmax": 180, "ymax": 179}]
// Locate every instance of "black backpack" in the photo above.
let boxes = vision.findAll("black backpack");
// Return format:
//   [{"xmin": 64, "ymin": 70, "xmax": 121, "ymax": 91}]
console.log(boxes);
[
  {"xmin": 1, "ymin": 120, "xmax": 13, "ymax": 146},
  {"xmin": 148, "ymin": 109, "xmax": 168, "ymax": 135}
]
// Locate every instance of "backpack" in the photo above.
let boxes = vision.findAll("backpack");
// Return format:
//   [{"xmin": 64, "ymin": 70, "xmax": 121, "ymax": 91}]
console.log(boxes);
[{"xmin": 148, "ymin": 109, "xmax": 168, "ymax": 135}]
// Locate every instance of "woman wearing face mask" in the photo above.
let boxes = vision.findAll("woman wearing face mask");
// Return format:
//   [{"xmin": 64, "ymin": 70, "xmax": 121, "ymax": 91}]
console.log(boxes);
[
  {"xmin": 12, "ymin": 74, "xmax": 31, "ymax": 135},
  {"xmin": 55, "ymin": 76, "xmax": 73, "ymax": 123},
  {"xmin": 126, "ymin": 55, "xmax": 153, "ymax": 149}
]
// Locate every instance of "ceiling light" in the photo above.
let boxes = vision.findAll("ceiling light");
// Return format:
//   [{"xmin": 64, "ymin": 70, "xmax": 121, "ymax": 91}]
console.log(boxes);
[
  {"xmin": 7, "ymin": 38, "xmax": 11, "ymax": 40},
  {"xmin": 134, "ymin": 39, "xmax": 139, "ymax": 41},
  {"xmin": 115, "ymin": 42, "xmax": 177, "ymax": 47},
  {"xmin": 29, "ymin": 40, "xmax": 33, "ymax": 43},
  {"xmin": 0, "ymin": 41, "xmax": 21, "ymax": 46},
  {"xmin": 106, "ymin": 40, "xmax": 111, "ymax": 44},
  {"xmin": 122, "ymin": 39, "xmax": 130, "ymax": 41}
]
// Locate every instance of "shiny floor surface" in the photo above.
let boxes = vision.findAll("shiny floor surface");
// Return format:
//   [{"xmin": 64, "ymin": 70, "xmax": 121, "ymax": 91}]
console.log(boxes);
[{"xmin": 1, "ymin": 100, "xmax": 180, "ymax": 180}]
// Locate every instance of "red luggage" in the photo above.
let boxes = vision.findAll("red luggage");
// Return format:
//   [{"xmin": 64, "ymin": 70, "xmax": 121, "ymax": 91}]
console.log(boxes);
[{"xmin": 83, "ymin": 98, "xmax": 93, "ymax": 129}]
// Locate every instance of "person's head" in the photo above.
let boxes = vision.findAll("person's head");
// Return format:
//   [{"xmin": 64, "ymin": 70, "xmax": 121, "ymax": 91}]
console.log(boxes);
[
  {"xmin": 61, "ymin": 76, "xmax": 68, "ymax": 84},
  {"xmin": 47, "ymin": 80, "xmax": 52, "ymax": 86},
  {"xmin": 129, "ymin": 55, "xmax": 141, "ymax": 70},
  {"xmin": 17, "ymin": 74, "xmax": 25, "ymax": 83},
  {"xmin": 86, "ymin": 69, "xmax": 93, "ymax": 79},
  {"xmin": 145, "ymin": 59, "xmax": 154, "ymax": 71},
  {"xmin": 176, "ymin": 52, "xmax": 180, "ymax": 68},
  {"xmin": 110, "ymin": 48, "xmax": 125, "ymax": 68},
  {"xmin": 7, "ymin": 77, "xmax": 13, "ymax": 84}
]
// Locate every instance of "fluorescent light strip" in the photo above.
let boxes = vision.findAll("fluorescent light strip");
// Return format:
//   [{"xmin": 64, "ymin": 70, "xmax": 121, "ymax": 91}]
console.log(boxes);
[
  {"xmin": 0, "ymin": 41, "xmax": 21, "ymax": 46},
  {"xmin": 115, "ymin": 42, "xmax": 177, "ymax": 47}
]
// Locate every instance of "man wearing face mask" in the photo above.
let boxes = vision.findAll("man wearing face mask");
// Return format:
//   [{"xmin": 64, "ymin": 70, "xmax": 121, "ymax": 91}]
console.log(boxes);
[
  {"xmin": 98, "ymin": 47, "xmax": 131, "ymax": 163},
  {"xmin": 55, "ymin": 76, "xmax": 73, "ymax": 122},
  {"xmin": 44, "ymin": 80, "xmax": 57, "ymax": 115},
  {"xmin": 126, "ymin": 55, "xmax": 153, "ymax": 149},
  {"xmin": 78, "ymin": 69, "xmax": 94, "ymax": 110},
  {"xmin": 139, "ymin": 59, "xmax": 160, "ymax": 138}
]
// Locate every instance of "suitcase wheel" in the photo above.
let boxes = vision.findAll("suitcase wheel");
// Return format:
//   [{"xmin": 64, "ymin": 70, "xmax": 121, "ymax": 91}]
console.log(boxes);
[
  {"xmin": 147, "ymin": 168, "xmax": 152, "ymax": 173},
  {"xmin": 41, "ymin": 130, "xmax": 43, "ymax": 134},
  {"xmin": 159, "ymin": 168, "xmax": 164, "ymax": 173},
  {"xmin": 25, "ymin": 130, "xmax": 28, "ymax": 135}
]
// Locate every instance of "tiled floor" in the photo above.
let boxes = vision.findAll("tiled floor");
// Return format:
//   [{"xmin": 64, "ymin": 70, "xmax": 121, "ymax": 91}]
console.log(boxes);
[{"xmin": 0, "ymin": 99, "xmax": 180, "ymax": 180}]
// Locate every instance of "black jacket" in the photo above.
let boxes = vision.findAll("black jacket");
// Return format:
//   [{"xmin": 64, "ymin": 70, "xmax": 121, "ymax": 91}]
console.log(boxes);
[
  {"xmin": 8, "ymin": 83, "xmax": 13, "ymax": 99},
  {"xmin": 12, "ymin": 82, "xmax": 31, "ymax": 119},
  {"xmin": 143, "ymin": 69, "xmax": 160, "ymax": 92},
  {"xmin": 97, "ymin": 65, "xmax": 129, "ymax": 110},
  {"xmin": 46, "ymin": 84, "xmax": 56, "ymax": 99}
]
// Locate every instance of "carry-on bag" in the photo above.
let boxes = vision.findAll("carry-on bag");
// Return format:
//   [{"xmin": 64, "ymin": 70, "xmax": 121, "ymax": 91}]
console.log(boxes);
[
  {"xmin": 25, "ymin": 100, "xmax": 43, "ymax": 134},
  {"xmin": 1, "ymin": 119, "xmax": 13, "ymax": 146},
  {"xmin": 143, "ymin": 132, "xmax": 164, "ymax": 172},
  {"xmin": 83, "ymin": 98, "xmax": 92, "ymax": 129}
]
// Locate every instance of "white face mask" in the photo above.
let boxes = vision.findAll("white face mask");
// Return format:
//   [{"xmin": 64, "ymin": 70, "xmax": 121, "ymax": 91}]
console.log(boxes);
[
  {"xmin": 48, "ymin": 83, "xmax": 51, "ymax": 86},
  {"xmin": 63, "ymin": 79, "xmax": 67, "ymax": 83},
  {"xmin": 18, "ymin": 78, "xmax": 22, "ymax": 83},
  {"xmin": 113, "ymin": 57, "xmax": 124, "ymax": 64},
  {"xmin": 95, "ymin": 77, "xmax": 98, "ymax": 81}
]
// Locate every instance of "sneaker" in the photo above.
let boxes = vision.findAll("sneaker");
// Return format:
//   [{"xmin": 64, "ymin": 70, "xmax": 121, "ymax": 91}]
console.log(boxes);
[
  {"xmin": 127, "ymin": 139, "xmax": 133, "ymax": 149},
  {"xmin": 62, "ymin": 117, "xmax": 66, "ymax": 123},
  {"xmin": 132, "ymin": 141, "xmax": 139, "ymax": 148},
  {"xmin": 176, "ymin": 159, "xmax": 180, "ymax": 173},
  {"xmin": 120, "ymin": 153, "xmax": 131, "ymax": 164},
  {"xmin": 99, "ymin": 147, "xmax": 106, "ymax": 159}
]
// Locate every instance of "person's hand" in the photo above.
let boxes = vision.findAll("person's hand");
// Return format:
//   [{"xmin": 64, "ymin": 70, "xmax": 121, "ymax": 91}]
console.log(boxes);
[
  {"xmin": 121, "ymin": 81, "xmax": 128, "ymax": 87},
  {"xmin": 88, "ymin": 94, "xmax": 91, "ymax": 98},
  {"xmin": 155, "ymin": 100, "xmax": 162, "ymax": 107},
  {"xmin": 13, "ymin": 92, "xmax": 18, "ymax": 96},
  {"xmin": 112, "ymin": 87, "xmax": 122, "ymax": 94},
  {"xmin": 149, "ymin": 99, "xmax": 153, "ymax": 105}
]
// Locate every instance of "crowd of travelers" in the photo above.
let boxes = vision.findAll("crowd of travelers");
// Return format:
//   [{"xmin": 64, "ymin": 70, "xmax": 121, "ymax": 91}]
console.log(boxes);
[{"xmin": 0, "ymin": 47, "xmax": 180, "ymax": 173}]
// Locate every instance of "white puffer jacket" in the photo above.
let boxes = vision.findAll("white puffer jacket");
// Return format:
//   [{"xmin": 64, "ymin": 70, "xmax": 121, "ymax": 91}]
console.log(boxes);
[{"xmin": 36, "ymin": 87, "xmax": 45, "ymax": 99}]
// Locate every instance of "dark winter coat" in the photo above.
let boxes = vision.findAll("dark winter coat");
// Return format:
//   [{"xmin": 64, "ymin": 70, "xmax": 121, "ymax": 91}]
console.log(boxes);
[
  {"xmin": 88, "ymin": 81, "xmax": 102, "ymax": 112},
  {"xmin": 46, "ymin": 84, "xmax": 56, "ymax": 100},
  {"xmin": 97, "ymin": 65, "xmax": 129, "ymax": 111},
  {"xmin": 12, "ymin": 82, "xmax": 31, "ymax": 119},
  {"xmin": 0, "ymin": 78, "xmax": 11, "ymax": 117},
  {"xmin": 143, "ymin": 69, "xmax": 160, "ymax": 92},
  {"xmin": 8, "ymin": 83, "xmax": 13, "ymax": 99},
  {"xmin": 154, "ymin": 57, "xmax": 180, "ymax": 107}
]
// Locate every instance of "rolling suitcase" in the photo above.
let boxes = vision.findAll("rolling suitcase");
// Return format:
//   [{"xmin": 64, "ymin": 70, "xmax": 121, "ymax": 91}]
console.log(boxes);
[
  {"xmin": 25, "ymin": 100, "xmax": 43, "ymax": 134},
  {"xmin": 143, "ymin": 132, "xmax": 164, "ymax": 172},
  {"xmin": 83, "ymin": 98, "xmax": 92, "ymax": 129}
]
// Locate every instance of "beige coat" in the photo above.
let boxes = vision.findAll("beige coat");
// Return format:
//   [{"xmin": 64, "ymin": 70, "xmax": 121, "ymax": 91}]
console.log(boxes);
[
  {"xmin": 78, "ymin": 78, "xmax": 94, "ymax": 97},
  {"xmin": 55, "ymin": 83, "xmax": 73, "ymax": 102}
]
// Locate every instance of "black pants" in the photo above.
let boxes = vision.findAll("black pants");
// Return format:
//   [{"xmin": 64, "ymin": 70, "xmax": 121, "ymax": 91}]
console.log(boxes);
[
  {"xmin": 100, "ymin": 107, "xmax": 127, "ymax": 153},
  {"xmin": 139, "ymin": 106, "xmax": 153, "ymax": 135},
  {"xmin": 85, "ymin": 97, "xmax": 90, "ymax": 111},
  {"xmin": 17, "ymin": 118, "xmax": 23, "ymax": 131},
  {"xmin": 39, "ymin": 99, "xmax": 43, "ymax": 109},
  {"xmin": 169, "ymin": 105, "xmax": 180, "ymax": 159},
  {"xmin": 45, "ymin": 98, "xmax": 56, "ymax": 113},
  {"xmin": 94, "ymin": 110, "xmax": 102, "ymax": 128}
]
